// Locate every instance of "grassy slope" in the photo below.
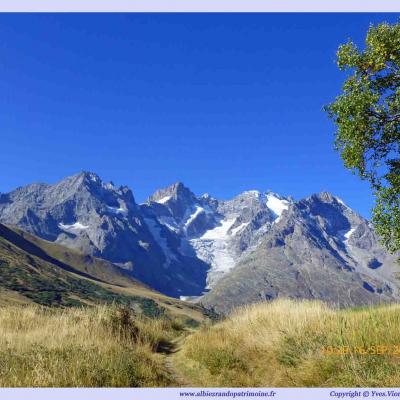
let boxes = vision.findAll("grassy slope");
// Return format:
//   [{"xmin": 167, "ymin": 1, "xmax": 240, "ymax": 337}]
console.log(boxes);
[
  {"xmin": 0, "ymin": 223, "xmax": 205, "ymax": 322},
  {"xmin": 176, "ymin": 299, "xmax": 400, "ymax": 387},
  {"xmin": 0, "ymin": 224, "xmax": 211, "ymax": 387},
  {"xmin": 0, "ymin": 304, "xmax": 187, "ymax": 387}
]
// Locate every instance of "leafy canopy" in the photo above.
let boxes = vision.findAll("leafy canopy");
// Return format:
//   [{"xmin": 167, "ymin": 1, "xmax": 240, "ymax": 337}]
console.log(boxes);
[{"xmin": 326, "ymin": 22, "xmax": 400, "ymax": 254}]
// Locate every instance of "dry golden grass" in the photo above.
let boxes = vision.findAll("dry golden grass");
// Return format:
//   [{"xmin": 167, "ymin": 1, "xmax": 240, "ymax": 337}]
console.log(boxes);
[
  {"xmin": 178, "ymin": 299, "xmax": 400, "ymax": 387},
  {"xmin": 0, "ymin": 304, "xmax": 181, "ymax": 387},
  {"xmin": 4, "ymin": 299, "xmax": 400, "ymax": 388}
]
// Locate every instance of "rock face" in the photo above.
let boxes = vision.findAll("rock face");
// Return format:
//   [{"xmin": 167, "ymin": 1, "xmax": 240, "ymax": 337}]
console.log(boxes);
[
  {"xmin": 1, "ymin": 172, "xmax": 399, "ymax": 311},
  {"xmin": 201, "ymin": 193, "xmax": 400, "ymax": 313},
  {"xmin": 0, "ymin": 172, "xmax": 208, "ymax": 297},
  {"xmin": 142, "ymin": 187, "xmax": 293, "ymax": 290}
]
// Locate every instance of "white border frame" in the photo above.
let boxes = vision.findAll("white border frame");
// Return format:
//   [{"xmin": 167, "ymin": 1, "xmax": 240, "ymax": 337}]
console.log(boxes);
[{"xmin": 0, "ymin": 0, "xmax": 399, "ymax": 12}]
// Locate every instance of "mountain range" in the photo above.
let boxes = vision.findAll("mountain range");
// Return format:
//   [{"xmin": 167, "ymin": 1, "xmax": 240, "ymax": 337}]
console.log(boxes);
[{"xmin": 1, "ymin": 171, "xmax": 398, "ymax": 313}]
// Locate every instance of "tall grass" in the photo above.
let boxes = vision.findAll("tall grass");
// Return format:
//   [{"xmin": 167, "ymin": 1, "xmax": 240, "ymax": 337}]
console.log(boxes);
[
  {"xmin": 179, "ymin": 299, "xmax": 400, "ymax": 387},
  {"xmin": 0, "ymin": 305, "xmax": 180, "ymax": 387}
]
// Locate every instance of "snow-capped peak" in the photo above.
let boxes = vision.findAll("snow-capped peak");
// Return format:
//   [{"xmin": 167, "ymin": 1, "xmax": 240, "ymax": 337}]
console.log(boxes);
[
  {"xmin": 103, "ymin": 182, "xmax": 116, "ymax": 190},
  {"xmin": 265, "ymin": 192, "xmax": 290, "ymax": 217},
  {"xmin": 81, "ymin": 171, "xmax": 101, "ymax": 184},
  {"xmin": 242, "ymin": 190, "xmax": 261, "ymax": 197}
]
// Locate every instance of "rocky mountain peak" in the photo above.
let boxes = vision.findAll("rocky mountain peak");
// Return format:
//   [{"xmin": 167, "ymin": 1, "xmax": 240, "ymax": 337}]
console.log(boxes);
[
  {"xmin": 1, "ymin": 172, "xmax": 398, "ymax": 311},
  {"xmin": 148, "ymin": 182, "xmax": 196, "ymax": 204},
  {"xmin": 65, "ymin": 171, "xmax": 101, "ymax": 188},
  {"xmin": 291, "ymin": 191, "xmax": 366, "ymax": 241},
  {"xmin": 146, "ymin": 182, "xmax": 199, "ymax": 224},
  {"xmin": 80, "ymin": 170, "xmax": 101, "ymax": 182},
  {"xmin": 307, "ymin": 192, "xmax": 350, "ymax": 209},
  {"xmin": 300, "ymin": 191, "xmax": 349, "ymax": 210},
  {"xmin": 199, "ymin": 193, "xmax": 219, "ymax": 211},
  {"xmin": 60, "ymin": 172, "xmax": 136, "ymax": 205},
  {"xmin": 241, "ymin": 190, "xmax": 262, "ymax": 198}
]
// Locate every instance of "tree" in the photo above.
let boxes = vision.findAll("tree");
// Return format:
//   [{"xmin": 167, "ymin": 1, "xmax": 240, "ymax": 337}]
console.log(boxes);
[{"xmin": 326, "ymin": 22, "xmax": 400, "ymax": 254}]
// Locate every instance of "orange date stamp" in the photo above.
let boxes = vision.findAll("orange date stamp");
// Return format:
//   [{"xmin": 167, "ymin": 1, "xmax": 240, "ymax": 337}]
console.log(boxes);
[{"xmin": 321, "ymin": 345, "xmax": 400, "ymax": 356}]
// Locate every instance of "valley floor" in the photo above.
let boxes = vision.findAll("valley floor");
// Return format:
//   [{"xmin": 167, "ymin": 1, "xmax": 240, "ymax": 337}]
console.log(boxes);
[{"xmin": 2, "ymin": 300, "xmax": 400, "ymax": 387}]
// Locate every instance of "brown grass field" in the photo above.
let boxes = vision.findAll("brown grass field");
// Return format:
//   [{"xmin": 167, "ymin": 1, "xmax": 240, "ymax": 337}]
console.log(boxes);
[
  {"xmin": 176, "ymin": 299, "xmax": 400, "ymax": 387},
  {"xmin": 0, "ymin": 304, "xmax": 184, "ymax": 387},
  {"xmin": 2, "ymin": 299, "xmax": 400, "ymax": 387}
]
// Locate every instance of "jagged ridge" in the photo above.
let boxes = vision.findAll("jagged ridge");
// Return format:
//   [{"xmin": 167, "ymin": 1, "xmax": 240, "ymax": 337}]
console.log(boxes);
[{"xmin": 1, "ymin": 172, "xmax": 398, "ymax": 311}]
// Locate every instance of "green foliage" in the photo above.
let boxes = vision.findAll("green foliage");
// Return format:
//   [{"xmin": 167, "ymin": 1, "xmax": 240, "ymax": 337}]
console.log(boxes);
[
  {"xmin": 183, "ymin": 318, "xmax": 201, "ymax": 329},
  {"xmin": 326, "ymin": 22, "xmax": 400, "ymax": 253},
  {"xmin": 202, "ymin": 306, "xmax": 222, "ymax": 322}
]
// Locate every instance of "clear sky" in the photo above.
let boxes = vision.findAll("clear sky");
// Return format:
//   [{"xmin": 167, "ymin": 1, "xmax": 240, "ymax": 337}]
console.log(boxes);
[{"xmin": 1, "ymin": 13, "xmax": 399, "ymax": 216}]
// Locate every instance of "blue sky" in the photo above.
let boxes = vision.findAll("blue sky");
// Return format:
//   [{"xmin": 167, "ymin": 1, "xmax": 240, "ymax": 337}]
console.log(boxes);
[{"xmin": 1, "ymin": 13, "xmax": 398, "ymax": 216}]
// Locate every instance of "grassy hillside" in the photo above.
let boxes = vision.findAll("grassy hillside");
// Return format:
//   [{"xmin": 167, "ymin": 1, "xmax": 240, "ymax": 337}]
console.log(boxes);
[
  {"xmin": 3, "ymin": 298, "xmax": 400, "ymax": 387},
  {"xmin": 176, "ymin": 299, "xmax": 400, "ymax": 387},
  {"xmin": 0, "ymin": 223, "xmax": 205, "ymax": 322},
  {"xmin": 0, "ymin": 224, "xmax": 213, "ymax": 387},
  {"xmin": 0, "ymin": 304, "xmax": 185, "ymax": 387}
]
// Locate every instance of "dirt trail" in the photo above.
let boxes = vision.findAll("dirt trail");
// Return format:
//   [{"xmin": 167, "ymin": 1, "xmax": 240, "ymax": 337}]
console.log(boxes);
[{"xmin": 160, "ymin": 335, "xmax": 193, "ymax": 387}]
